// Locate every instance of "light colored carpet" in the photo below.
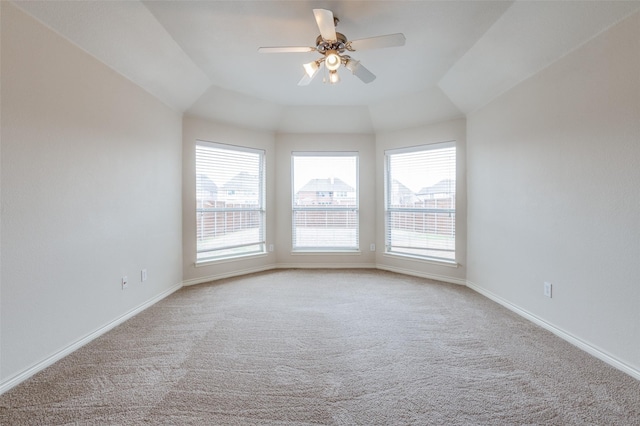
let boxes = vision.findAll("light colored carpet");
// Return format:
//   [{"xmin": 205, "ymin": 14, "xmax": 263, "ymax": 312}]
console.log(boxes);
[{"xmin": 1, "ymin": 269, "xmax": 639, "ymax": 425}]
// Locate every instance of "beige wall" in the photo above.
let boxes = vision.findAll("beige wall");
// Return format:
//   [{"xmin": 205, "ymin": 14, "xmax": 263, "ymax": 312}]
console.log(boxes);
[
  {"xmin": 375, "ymin": 119, "xmax": 467, "ymax": 284},
  {"xmin": 1, "ymin": 3, "xmax": 183, "ymax": 386},
  {"xmin": 466, "ymin": 11, "xmax": 640, "ymax": 374}
]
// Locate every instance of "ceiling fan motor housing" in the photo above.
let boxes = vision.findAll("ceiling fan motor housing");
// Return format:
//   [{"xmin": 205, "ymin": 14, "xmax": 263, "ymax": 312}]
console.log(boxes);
[{"xmin": 315, "ymin": 32, "xmax": 348, "ymax": 54}]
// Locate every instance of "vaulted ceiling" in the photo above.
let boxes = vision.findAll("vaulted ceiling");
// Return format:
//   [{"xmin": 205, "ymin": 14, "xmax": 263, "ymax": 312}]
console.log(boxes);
[{"xmin": 13, "ymin": 1, "xmax": 640, "ymax": 133}]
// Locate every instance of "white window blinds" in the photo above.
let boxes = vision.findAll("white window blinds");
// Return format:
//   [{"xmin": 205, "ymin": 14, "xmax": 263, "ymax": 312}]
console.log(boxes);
[
  {"xmin": 385, "ymin": 142, "xmax": 456, "ymax": 262},
  {"xmin": 195, "ymin": 141, "xmax": 265, "ymax": 261},
  {"xmin": 292, "ymin": 153, "xmax": 359, "ymax": 251}
]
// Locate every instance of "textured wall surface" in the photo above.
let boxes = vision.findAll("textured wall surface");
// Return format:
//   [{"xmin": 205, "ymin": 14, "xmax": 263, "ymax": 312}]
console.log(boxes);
[
  {"xmin": 467, "ymin": 11, "xmax": 640, "ymax": 373},
  {"xmin": 1, "ymin": 3, "xmax": 183, "ymax": 384}
]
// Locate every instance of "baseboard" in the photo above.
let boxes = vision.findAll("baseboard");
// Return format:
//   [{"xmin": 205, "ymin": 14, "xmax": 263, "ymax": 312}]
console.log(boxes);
[
  {"xmin": 376, "ymin": 264, "xmax": 467, "ymax": 286},
  {"xmin": 182, "ymin": 263, "xmax": 380, "ymax": 286},
  {"xmin": 184, "ymin": 263, "xmax": 463, "ymax": 287},
  {"xmin": 182, "ymin": 264, "xmax": 277, "ymax": 286},
  {"xmin": 466, "ymin": 280, "xmax": 640, "ymax": 381},
  {"xmin": 0, "ymin": 282, "xmax": 183, "ymax": 395},
  {"xmin": 276, "ymin": 262, "xmax": 377, "ymax": 270},
  {"xmin": 17, "ymin": 269, "xmax": 609, "ymax": 396}
]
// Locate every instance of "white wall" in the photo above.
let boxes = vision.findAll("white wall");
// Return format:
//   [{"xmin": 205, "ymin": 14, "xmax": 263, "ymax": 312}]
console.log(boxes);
[
  {"xmin": 182, "ymin": 116, "xmax": 277, "ymax": 285},
  {"xmin": 274, "ymin": 133, "xmax": 377, "ymax": 268},
  {"xmin": 1, "ymin": 3, "xmax": 183, "ymax": 386},
  {"xmin": 375, "ymin": 118, "xmax": 467, "ymax": 285},
  {"xmin": 466, "ymin": 11, "xmax": 640, "ymax": 375}
]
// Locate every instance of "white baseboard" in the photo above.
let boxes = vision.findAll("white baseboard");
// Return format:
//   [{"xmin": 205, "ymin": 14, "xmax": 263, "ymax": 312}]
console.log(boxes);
[
  {"xmin": 11, "ymin": 269, "xmax": 634, "ymax": 397},
  {"xmin": 276, "ymin": 262, "xmax": 377, "ymax": 270},
  {"xmin": 466, "ymin": 280, "xmax": 640, "ymax": 381},
  {"xmin": 182, "ymin": 263, "xmax": 378, "ymax": 287},
  {"xmin": 185, "ymin": 262, "xmax": 461, "ymax": 287},
  {"xmin": 0, "ymin": 282, "xmax": 183, "ymax": 395},
  {"xmin": 182, "ymin": 264, "xmax": 277, "ymax": 286},
  {"xmin": 377, "ymin": 264, "xmax": 467, "ymax": 286}
]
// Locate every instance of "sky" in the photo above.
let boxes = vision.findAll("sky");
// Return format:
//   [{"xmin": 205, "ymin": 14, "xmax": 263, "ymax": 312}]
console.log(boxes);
[{"xmin": 292, "ymin": 155, "xmax": 358, "ymax": 192}]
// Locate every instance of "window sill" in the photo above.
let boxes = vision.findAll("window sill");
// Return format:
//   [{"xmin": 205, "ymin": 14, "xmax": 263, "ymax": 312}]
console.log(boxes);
[
  {"xmin": 195, "ymin": 252, "xmax": 268, "ymax": 267},
  {"xmin": 383, "ymin": 252, "xmax": 458, "ymax": 268}
]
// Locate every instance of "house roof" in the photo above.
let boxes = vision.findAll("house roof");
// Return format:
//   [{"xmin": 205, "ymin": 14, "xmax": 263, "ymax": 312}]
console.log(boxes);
[
  {"xmin": 391, "ymin": 179, "xmax": 414, "ymax": 195},
  {"xmin": 221, "ymin": 171, "xmax": 258, "ymax": 192},
  {"xmin": 417, "ymin": 179, "xmax": 455, "ymax": 196},
  {"xmin": 196, "ymin": 174, "xmax": 217, "ymax": 193},
  {"xmin": 298, "ymin": 178, "xmax": 354, "ymax": 194}
]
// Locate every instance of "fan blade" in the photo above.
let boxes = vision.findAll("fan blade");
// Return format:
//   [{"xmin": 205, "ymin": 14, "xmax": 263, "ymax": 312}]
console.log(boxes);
[
  {"xmin": 298, "ymin": 62, "xmax": 324, "ymax": 86},
  {"xmin": 313, "ymin": 9, "xmax": 337, "ymax": 42},
  {"xmin": 345, "ymin": 58, "xmax": 376, "ymax": 84},
  {"xmin": 348, "ymin": 33, "xmax": 406, "ymax": 51},
  {"xmin": 258, "ymin": 46, "xmax": 316, "ymax": 53},
  {"xmin": 354, "ymin": 65, "xmax": 376, "ymax": 83}
]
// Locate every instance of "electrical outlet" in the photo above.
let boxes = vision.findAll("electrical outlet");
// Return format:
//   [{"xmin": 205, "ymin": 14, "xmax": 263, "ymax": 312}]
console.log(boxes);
[
  {"xmin": 141, "ymin": 269, "xmax": 147, "ymax": 282},
  {"xmin": 543, "ymin": 281, "xmax": 552, "ymax": 298},
  {"xmin": 370, "ymin": 243, "xmax": 376, "ymax": 252},
  {"xmin": 122, "ymin": 276, "xmax": 129, "ymax": 290}
]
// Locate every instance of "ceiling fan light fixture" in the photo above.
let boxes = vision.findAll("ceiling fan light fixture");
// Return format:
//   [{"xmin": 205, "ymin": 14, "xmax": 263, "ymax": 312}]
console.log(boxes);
[
  {"xmin": 329, "ymin": 69, "xmax": 340, "ymax": 84},
  {"xmin": 325, "ymin": 50, "xmax": 341, "ymax": 71},
  {"xmin": 303, "ymin": 60, "xmax": 320, "ymax": 78},
  {"xmin": 345, "ymin": 58, "xmax": 360, "ymax": 73}
]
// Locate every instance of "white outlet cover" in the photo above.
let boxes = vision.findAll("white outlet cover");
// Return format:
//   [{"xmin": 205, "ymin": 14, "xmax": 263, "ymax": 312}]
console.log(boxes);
[{"xmin": 544, "ymin": 281, "xmax": 552, "ymax": 298}]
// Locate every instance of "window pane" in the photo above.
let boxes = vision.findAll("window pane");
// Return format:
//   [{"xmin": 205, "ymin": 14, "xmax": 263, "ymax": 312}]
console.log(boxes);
[
  {"xmin": 292, "ymin": 210, "xmax": 358, "ymax": 248},
  {"xmin": 196, "ymin": 142, "xmax": 265, "ymax": 261},
  {"xmin": 385, "ymin": 143, "xmax": 456, "ymax": 261},
  {"xmin": 292, "ymin": 154, "xmax": 358, "ymax": 250}
]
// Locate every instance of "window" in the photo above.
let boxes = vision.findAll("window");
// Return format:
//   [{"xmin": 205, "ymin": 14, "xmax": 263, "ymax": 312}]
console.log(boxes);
[
  {"xmin": 292, "ymin": 153, "xmax": 358, "ymax": 251},
  {"xmin": 195, "ymin": 141, "xmax": 265, "ymax": 262},
  {"xmin": 385, "ymin": 142, "xmax": 456, "ymax": 262}
]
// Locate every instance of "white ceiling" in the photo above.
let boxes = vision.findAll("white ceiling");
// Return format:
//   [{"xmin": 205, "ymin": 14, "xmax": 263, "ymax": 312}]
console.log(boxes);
[{"xmin": 13, "ymin": 1, "xmax": 640, "ymax": 133}]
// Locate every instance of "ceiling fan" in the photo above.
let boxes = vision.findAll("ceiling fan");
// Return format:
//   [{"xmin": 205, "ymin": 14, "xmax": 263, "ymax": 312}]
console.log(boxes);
[{"xmin": 258, "ymin": 9, "xmax": 405, "ymax": 86}]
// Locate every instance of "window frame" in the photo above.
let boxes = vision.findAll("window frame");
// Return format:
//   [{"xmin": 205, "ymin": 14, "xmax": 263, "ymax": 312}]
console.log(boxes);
[
  {"xmin": 384, "ymin": 141, "xmax": 457, "ymax": 264},
  {"xmin": 291, "ymin": 152, "xmax": 360, "ymax": 252},
  {"xmin": 195, "ymin": 140, "xmax": 266, "ymax": 263}
]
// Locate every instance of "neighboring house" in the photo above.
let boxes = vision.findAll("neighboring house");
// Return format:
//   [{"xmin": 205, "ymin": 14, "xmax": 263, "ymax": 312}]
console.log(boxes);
[
  {"xmin": 196, "ymin": 174, "xmax": 218, "ymax": 204},
  {"xmin": 416, "ymin": 179, "xmax": 456, "ymax": 201},
  {"xmin": 219, "ymin": 171, "xmax": 259, "ymax": 205},
  {"xmin": 388, "ymin": 179, "xmax": 418, "ymax": 206},
  {"xmin": 296, "ymin": 178, "xmax": 356, "ymax": 205}
]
